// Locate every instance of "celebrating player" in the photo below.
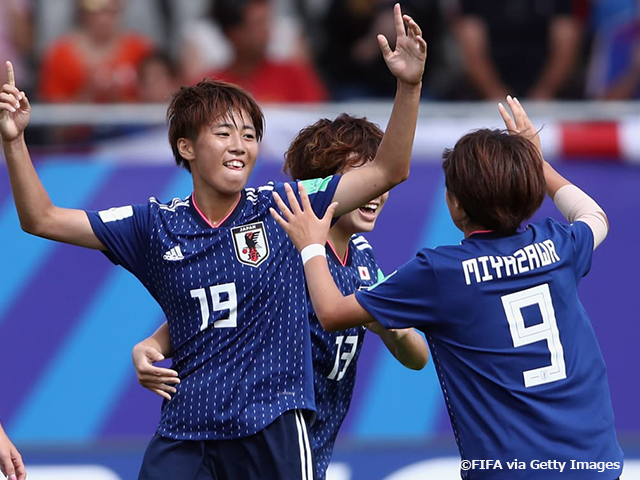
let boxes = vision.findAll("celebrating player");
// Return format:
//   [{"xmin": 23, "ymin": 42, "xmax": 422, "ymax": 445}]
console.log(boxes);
[
  {"xmin": 0, "ymin": 420, "xmax": 25, "ymax": 480},
  {"xmin": 271, "ymin": 97, "xmax": 623, "ymax": 480},
  {"xmin": 132, "ymin": 113, "xmax": 430, "ymax": 480},
  {"xmin": 0, "ymin": 3, "xmax": 426, "ymax": 479}
]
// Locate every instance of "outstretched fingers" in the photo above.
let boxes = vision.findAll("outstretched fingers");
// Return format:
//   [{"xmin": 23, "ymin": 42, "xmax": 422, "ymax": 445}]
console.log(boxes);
[
  {"xmin": 498, "ymin": 102, "xmax": 517, "ymax": 132},
  {"xmin": 271, "ymin": 191, "xmax": 293, "ymax": 222},
  {"xmin": 284, "ymin": 182, "xmax": 303, "ymax": 215},
  {"xmin": 323, "ymin": 202, "xmax": 339, "ymax": 222},
  {"xmin": 297, "ymin": 182, "xmax": 313, "ymax": 212},
  {"xmin": 377, "ymin": 34, "xmax": 392, "ymax": 58},
  {"xmin": 6, "ymin": 61, "xmax": 15, "ymax": 87},
  {"xmin": 404, "ymin": 14, "xmax": 421, "ymax": 38},
  {"xmin": 393, "ymin": 3, "xmax": 406, "ymax": 38}
]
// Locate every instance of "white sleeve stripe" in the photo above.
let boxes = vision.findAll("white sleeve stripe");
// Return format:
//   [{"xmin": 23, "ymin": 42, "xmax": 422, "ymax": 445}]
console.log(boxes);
[{"xmin": 98, "ymin": 205, "xmax": 133, "ymax": 223}]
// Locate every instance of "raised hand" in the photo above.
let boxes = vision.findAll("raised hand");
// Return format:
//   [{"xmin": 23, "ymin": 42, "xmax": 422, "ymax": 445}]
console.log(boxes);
[
  {"xmin": 378, "ymin": 3, "xmax": 427, "ymax": 86},
  {"xmin": 0, "ymin": 61, "xmax": 30, "ymax": 142},
  {"xmin": 132, "ymin": 344, "xmax": 180, "ymax": 401},
  {"xmin": 498, "ymin": 95, "xmax": 543, "ymax": 158},
  {"xmin": 270, "ymin": 182, "xmax": 338, "ymax": 253}
]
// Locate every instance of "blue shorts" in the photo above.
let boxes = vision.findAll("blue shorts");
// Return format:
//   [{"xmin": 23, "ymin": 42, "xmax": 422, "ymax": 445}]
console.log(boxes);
[{"xmin": 138, "ymin": 409, "xmax": 315, "ymax": 480}]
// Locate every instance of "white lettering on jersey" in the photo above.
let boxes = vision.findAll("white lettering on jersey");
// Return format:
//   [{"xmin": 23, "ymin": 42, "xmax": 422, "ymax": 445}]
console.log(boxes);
[
  {"xmin": 462, "ymin": 240, "xmax": 561, "ymax": 285},
  {"xmin": 98, "ymin": 205, "xmax": 133, "ymax": 223}
]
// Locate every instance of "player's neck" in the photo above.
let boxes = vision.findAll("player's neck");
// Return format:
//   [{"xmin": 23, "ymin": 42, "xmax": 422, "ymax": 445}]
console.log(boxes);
[
  {"xmin": 464, "ymin": 224, "xmax": 492, "ymax": 238},
  {"xmin": 192, "ymin": 190, "xmax": 241, "ymax": 228},
  {"xmin": 327, "ymin": 228, "xmax": 351, "ymax": 264}
]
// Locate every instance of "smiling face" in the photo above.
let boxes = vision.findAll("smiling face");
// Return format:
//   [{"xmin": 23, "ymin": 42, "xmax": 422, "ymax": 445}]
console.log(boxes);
[
  {"xmin": 178, "ymin": 109, "xmax": 259, "ymax": 198},
  {"xmin": 333, "ymin": 162, "xmax": 389, "ymax": 235}
]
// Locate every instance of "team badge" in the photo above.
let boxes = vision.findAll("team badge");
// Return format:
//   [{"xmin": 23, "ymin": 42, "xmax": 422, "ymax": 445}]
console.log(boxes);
[
  {"xmin": 231, "ymin": 222, "xmax": 270, "ymax": 267},
  {"xmin": 358, "ymin": 266, "xmax": 371, "ymax": 280}
]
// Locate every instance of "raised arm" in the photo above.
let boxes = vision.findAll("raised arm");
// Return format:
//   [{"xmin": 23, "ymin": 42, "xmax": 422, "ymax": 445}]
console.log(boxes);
[
  {"xmin": 0, "ymin": 61, "xmax": 104, "ymax": 249},
  {"xmin": 332, "ymin": 3, "xmax": 427, "ymax": 217},
  {"xmin": 0, "ymin": 420, "xmax": 26, "ymax": 480},
  {"xmin": 498, "ymin": 96, "xmax": 609, "ymax": 249},
  {"xmin": 132, "ymin": 322, "xmax": 180, "ymax": 400}
]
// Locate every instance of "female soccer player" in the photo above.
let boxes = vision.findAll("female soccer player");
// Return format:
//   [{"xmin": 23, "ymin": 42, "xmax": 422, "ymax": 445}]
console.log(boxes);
[
  {"xmin": 271, "ymin": 97, "xmax": 624, "ymax": 480},
  {"xmin": 132, "ymin": 113, "xmax": 430, "ymax": 480},
  {"xmin": 0, "ymin": 4, "xmax": 426, "ymax": 479},
  {"xmin": 0, "ymin": 420, "xmax": 25, "ymax": 480}
]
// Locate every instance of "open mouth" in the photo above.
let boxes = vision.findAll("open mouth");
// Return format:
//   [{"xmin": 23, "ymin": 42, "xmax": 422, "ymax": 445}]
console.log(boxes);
[
  {"xmin": 358, "ymin": 202, "xmax": 379, "ymax": 217},
  {"xmin": 223, "ymin": 160, "xmax": 245, "ymax": 170}
]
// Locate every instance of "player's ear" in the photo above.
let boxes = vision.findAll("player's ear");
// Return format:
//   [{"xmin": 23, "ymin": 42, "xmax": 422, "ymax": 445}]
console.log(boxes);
[
  {"xmin": 445, "ymin": 189, "xmax": 460, "ymax": 209},
  {"xmin": 177, "ymin": 138, "xmax": 196, "ymax": 162}
]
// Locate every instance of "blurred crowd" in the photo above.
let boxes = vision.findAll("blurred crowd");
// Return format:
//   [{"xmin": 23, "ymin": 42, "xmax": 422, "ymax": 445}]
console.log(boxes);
[{"xmin": 2, "ymin": 0, "xmax": 640, "ymax": 104}]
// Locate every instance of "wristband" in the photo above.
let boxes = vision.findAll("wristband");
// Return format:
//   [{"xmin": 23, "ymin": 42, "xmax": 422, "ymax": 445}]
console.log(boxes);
[{"xmin": 300, "ymin": 244, "xmax": 326, "ymax": 265}]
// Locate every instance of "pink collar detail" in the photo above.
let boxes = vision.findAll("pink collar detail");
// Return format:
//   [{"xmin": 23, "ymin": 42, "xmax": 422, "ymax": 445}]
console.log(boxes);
[
  {"xmin": 468, "ymin": 229, "xmax": 494, "ymax": 237},
  {"xmin": 326, "ymin": 240, "xmax": 349, "ymax": 267},
  {"xmin": 192, "ymin": 192, "xmax": 241, "ymax": 228}
]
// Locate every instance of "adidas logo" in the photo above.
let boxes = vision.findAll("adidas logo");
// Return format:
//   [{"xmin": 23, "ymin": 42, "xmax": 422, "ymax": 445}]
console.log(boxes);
[{"xmin": 163, "ymin": 246, "xmax": 184, "ymax": 261}]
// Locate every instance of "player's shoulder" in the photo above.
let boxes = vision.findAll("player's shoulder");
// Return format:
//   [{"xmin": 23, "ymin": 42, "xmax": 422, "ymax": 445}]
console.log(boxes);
[
  {"xmin": 244, "ymin": 182, "xmax": 280, "ymax": 206},
  {"xmin": 148, "ymin": 195, "xmax": 191, "ymax": 213},
  {"xmin": 350, "ymin": 234, "xmax": 374, "ymax": 252},
  {"xmin": 528, "ymin": 216, "xmax": 590, "ymax": 243}
]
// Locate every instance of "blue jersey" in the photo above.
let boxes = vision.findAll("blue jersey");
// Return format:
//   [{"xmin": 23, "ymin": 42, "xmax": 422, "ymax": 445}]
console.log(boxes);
[
  {"xmin": 356, "ymin": 218, "xmax": 623, "ymax": 479},
  {"xmin": 86, "ymin": 177, "xmax": 341, "ymax": 440},
  {"xmin": 310, "ymin": 235, "xmax": 383, "ymax": 480}
]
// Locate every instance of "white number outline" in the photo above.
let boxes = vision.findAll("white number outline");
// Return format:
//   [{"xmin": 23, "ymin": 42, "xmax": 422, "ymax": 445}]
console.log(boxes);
[
  {"xmin": 190, "ymin": 282, "xmax": 238, "ymax": 331},
  {"xmin": 328, "ymin": 335, "xmax": 359, "ymax": 381},
  {"xmin": 501, "ymin": 284, "xmax": 566, "ymax": 387}
]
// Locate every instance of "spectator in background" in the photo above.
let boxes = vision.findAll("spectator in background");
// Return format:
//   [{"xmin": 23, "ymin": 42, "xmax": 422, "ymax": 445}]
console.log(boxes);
[
  {"xmin": 586, "ymin": 1, "xmax": 640, "ymax": 99},
  {"xmin": 207, "ymin": 0, "xmax": 328, "ymax": 103},
  {"xmin": 38, "ymin": 0, "xmax": 154, "ymax": 103},
  {"xmin": 317, "ymin": 0, "xmax": 441, "ymax": 100},
  {"xmin": 0, "ymin": 420, "xmax": 26, "ymax": 480},
  {"xmin": 177, "ymin": 0, "xmax": 308, "ymax": 87},
  {"xmin": 452, "ymin": 0, "xmax": 582, "ymax": 100},
  {"xmin": 137, "ymin": 50, "xmax": 180, "ymax": 103},
  {"xmin": 0, "ymin": 0, "xmax": 33, "ymax": 94}
]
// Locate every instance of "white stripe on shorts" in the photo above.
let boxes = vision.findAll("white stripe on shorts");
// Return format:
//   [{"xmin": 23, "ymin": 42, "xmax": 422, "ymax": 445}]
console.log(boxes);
[{"xmin": 294, "ymin": 410, "xmax": 313, "ymax": 480}]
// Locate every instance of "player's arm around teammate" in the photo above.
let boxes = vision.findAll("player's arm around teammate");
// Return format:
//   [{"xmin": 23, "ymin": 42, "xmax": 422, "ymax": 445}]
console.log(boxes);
[{"xmin": 0, "ymin": 420, "xmax": 25, "ymax": 480}]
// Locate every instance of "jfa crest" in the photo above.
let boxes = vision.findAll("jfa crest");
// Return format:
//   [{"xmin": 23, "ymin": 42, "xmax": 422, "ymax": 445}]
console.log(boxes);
[{"xmin": 231, "ymin": 222, "xmax": 270, "ymax": 267}]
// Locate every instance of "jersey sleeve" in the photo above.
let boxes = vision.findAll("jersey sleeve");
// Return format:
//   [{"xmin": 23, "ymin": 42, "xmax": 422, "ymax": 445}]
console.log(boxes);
[
  {"xmin": 355, "ymin": 250, "xmax": 439, "ymax": 331},
  {"xmin": 85, "ymin": 203, "xmax": 152, "ymax": 278},
  {"xmin": 568, "ymin": 220, "xmax": 595, "ymax": 280},
  {"xmin": 274, "ymin": 175, "xmax": 342, "ymax": 218}
]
